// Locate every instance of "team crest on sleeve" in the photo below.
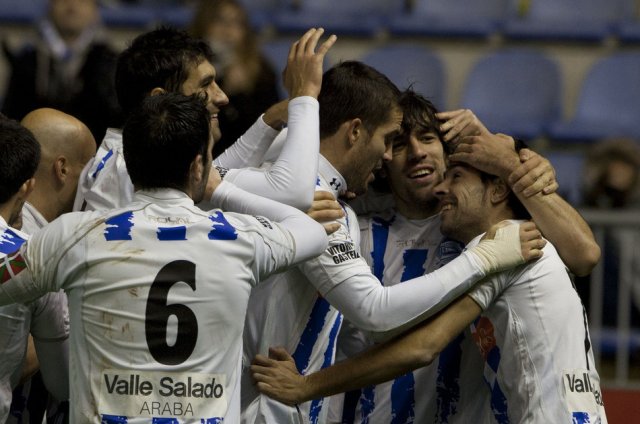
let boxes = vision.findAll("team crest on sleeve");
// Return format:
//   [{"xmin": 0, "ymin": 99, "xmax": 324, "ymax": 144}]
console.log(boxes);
[{"xmin": 0, "ymin": 252, "xmax": 26, "ymax": 284}]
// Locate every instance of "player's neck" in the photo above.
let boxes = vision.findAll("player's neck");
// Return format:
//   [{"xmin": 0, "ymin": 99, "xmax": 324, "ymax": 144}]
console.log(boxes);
[{"xmin": 394, "ymin": 198, "xmax": 439, "ymax": 220}]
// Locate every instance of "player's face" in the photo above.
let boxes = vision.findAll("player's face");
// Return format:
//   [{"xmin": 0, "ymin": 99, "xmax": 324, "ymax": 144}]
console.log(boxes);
[
  {"xmin": 347, "ymin": 107, "xmax": 402, "ymax": 195},
  {"xmin": 181, "ymin": 60, "xmax": 229, "ymax": 143},
  {"xmin": 434, "ymin": 164, "xmax": 491, "ymax": 244},
  {"xmin": 385, "ymin": 123, "xmax": 445, "ymax": 216}
]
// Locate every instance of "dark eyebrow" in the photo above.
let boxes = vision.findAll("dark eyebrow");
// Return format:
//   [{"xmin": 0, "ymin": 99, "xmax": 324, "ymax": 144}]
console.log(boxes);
[{"xmin": 201, "ymin": 74, "xmax": 215, "ymax": 87}]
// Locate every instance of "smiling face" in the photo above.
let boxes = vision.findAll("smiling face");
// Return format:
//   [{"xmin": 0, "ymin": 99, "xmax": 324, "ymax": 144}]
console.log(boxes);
[
  {"xmin": 434, "ymin": 164, "xmax": 493, "ymax": 244},
  {"xmin": 180, "ymin": 60, "xmax": 229, "ymax": 142},
  {"xmin": 346, "ymin": 107, "xmax": 403, "ymax": 195},
  {"xmin": 386, "ymin": 122, "xmax": 445, "ymax": 219}
]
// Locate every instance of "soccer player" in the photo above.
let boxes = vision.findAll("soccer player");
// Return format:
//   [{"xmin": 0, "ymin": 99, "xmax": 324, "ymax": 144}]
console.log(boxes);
[
  {"xmin": 75, "ymin": 26, "xmax": 335, "ymax": 212},
  {"xmin": 0, "ymin": 117, "xmax": 69, "ymax": 423},
  {"xmin": 328, "ymin": 91, "xmax": 601, "ymax": 423},
  {"xmin": 251, "ymin": 135, "xmax": 607, "ymax": 424},
  {"xmin": 6, "ymin": 108, "xmax": 96, "ymax": 423},
  {"xmin": 0, "ymin": 92, "xmax": 330, "ymax": 422},
  {"xmin": 240, "ymin": 65, "xmax": 543, "ymax": 424}
]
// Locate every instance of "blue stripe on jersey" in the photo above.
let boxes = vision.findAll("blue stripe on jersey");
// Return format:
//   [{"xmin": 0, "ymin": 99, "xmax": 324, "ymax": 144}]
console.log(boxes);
[
  {"xmin": 292, "ymin": 296, "xmax": 332, "ymax": 374},
  {"xmin": 151, "ymin": 418, "xmax": 179, "ymax": 423},
  {"xmin": 390, "ymin": 373, "xmax": 415, "ymax": 424},
  {"xmin": 101, "ymin": 414, "xmax": 127, "ymax": 423},
  {"xmin": 104, "ymin": 211, "xmax": 134, "ymax": 241},
  {"xmin": 201, "ymin": 419, "xmax": 223, "ymax": 424},
  {"xmin": 400, "ymin": 249, "xmax": 428, "ymax": 282},
  {"xmin": 360, "ymin": 387, "xmax": 375, "ymax": 423},
  {"xmin": 309, "ymin": 313, "xmax": 343, "ymax": 424},
  {"xmin": 0, "ymin": 228, "xmax": 26, "ymax": 254},
  {"xmin": 489, "ymin": 382, "xmax": 509, "ymax": 424},
  {"xmin": 91, "ymin": 149, "xmax": 114, "ymax": 179},
  {"xmin": 157, "ymin": 226, "xmax": 187, "ymax": 241},
  {"xmin": 435, "ymin": 333, "xmax": 464, "ymax": 423},
  {"xmin": 208, "ymin": 212, "xmax": 238, "ymax": 241},
  {"xmin": 370, "ymin": 215, "xmax": 395, "ymax": 281}
]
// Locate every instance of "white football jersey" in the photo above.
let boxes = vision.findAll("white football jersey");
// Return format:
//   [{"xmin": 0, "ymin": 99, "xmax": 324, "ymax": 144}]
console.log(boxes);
[
  {"xmin": 1, "ymin": 189, "xmax": 298, "ymax": 423},
  {"xmin": 332, "ymin": 211, "xmax": 470, "ymax": 424},
  {"xmin": 73, "ymin": 98, "xmax": 318, "ymax": 213},
  {"xmin": 0, "ymin": 214, "xmax": 69, "ymax": 423},
  {"xmin": 241, "ymin": 156, "xmax": 370, "ymax": 424},
  {"xmin": 466, "ymin": 230, "xmax": 608, "ymax": 424}
]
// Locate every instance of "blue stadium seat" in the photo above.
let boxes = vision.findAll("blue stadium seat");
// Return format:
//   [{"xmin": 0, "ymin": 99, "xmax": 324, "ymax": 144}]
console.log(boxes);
[
  {"xmin": 272, "ymin": 0, "xmax": 395, "ymax": 37},
  {"xmin": 261, "ymin": 38, "xmax": 335, "ymax": 100},
  {"xmin": 99, "ymin": 4, "xmax": 158, "ymax": 29},
  {"xmin": 260, "ymin": 39, "xmax": 294, "ymax": 100},
  {"xmin": 360, "ymin": 44, "xmax": 446, "ymax": 109},
  {"xmin": 503, "ymin": 0, "xmax": 631, "ymax": 42},
  {"xmin": 544, "ymin": 151, "xmax": 585, "ymax": 206},
  {"xmin": 0, "ymin": 0, "xmax": 46, "ymax": 24},
  {"xmin": 237, "ymin": 0, "xmax": 280, "ymax": 31},
  {"xmin": 549, "ymin": 53, "xmax": 640, "ymax": 143},
  {"xmin": 156, "ymin": 4, "xmax": 195, "ymax": 29},
  {"xmin": 388, "ymin": 0, "xmax": 509, "ymax": 39},
  {"xmin": 460, "ymin": 49, "xmax": 561, "ymax": 141}
]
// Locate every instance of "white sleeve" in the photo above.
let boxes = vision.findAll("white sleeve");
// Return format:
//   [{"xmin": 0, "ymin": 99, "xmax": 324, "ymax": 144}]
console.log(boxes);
[
  {"xmin": 30, "ymin": 291, "xmax": 69, "ymax": 401},
  {"xmin": 309, "ymin": 249, "xmax": 488, "ymax": 341},
  {"xmin": 73, "ymin": 148, "xmax": 133, "ymax": 211},
  {"xmin": 211, "ymin": 180, "xmax": 327, "ymax": 264},
  {"xmin": 221, "ymin": 97, "xmax": 319, "ymax": 210},
  {"xmin": 213, "ymin": 113, "xmax": 280, "ymax": 169},
  {"xmin": 0, "ymin": 250, "xmax": 45, "ymax": 305},
  {"xmin": 0, "ymin": 214, "xmax": 96, "ymax": 305}
]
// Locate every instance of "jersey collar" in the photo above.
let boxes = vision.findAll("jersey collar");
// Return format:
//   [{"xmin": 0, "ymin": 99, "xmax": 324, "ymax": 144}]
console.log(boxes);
[
  {"xmin": 318, "ymin": 154, "xmax": 347, "ymax": 198},
  {"xmin": 134, "ymin": 188, "xmax": 195, "ymax": 207}
]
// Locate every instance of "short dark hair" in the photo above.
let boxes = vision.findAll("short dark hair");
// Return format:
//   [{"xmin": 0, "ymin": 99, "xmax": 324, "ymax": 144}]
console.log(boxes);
[
  {"xmin": 116, "ymin": 27, "xmax": 215, "ymax": 116},
  {"xmin": 0, "ymin": 118, "xmax": 40, "ymax": 203},
  {"xmin": 123, "ymin": 92, "xmax": 210, "ymax": 191},
  {"xmin": 318, "ymin": 61, "xmax": 401, "ymax": 139},
  {"xmin": 398, "ymin": 89, "xmax": 443, "ymax": 143}
]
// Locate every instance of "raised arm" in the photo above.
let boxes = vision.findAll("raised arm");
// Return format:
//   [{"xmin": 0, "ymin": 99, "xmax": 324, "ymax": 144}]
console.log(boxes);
[
  {"xmin": 215, "ymin": 28, "xmax": 337, "ymax": 211},
  {"xmin": 438, "ymin": 109, "xmax": 600, "ymax": 276}
]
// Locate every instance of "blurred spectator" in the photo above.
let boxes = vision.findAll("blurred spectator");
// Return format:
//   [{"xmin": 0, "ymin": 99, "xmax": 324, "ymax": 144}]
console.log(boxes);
[
  {"xmin": 583, "ymin": 138, "xmax": 640, "ymax": 209},
  {"xmin": 189, "ymin": 0, "xmax": 279, "ymax": 158},
  {"xmin": 1, "ymin": 0, "xmax": 122, "ymax": 143},
  {"xmin": 580, "ymin": 138, "xmax": 640, "ymax": 329}
]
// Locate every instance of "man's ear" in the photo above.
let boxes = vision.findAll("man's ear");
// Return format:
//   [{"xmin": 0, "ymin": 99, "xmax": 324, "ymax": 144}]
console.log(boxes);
[
  {"xmin": 18, "ymin": 178, "xmax": 36, "ymax": 200},
  {"xmin": 54, "ymin": 156, "xmax": 68, "ymax": 183},
  {"xmin": 190, "ymin": 154, "xmax": 205, "ymax": 184},
  {"xmin": 150, "ymin": 87, "xmax": 166, "ymax": 97},
  {"xmin": 490, "ymin": 178, "xmax": 511, "ymax": 204},
  {"xmin": 346, "ymin": 118, "xmax": 364, "ymax": 147}
]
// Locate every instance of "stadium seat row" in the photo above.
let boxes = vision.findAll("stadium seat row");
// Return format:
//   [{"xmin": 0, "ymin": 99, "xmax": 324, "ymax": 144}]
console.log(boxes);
[{"xmin": 4, "ymin": 0, "xmax": 640, "ymax": 43}]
